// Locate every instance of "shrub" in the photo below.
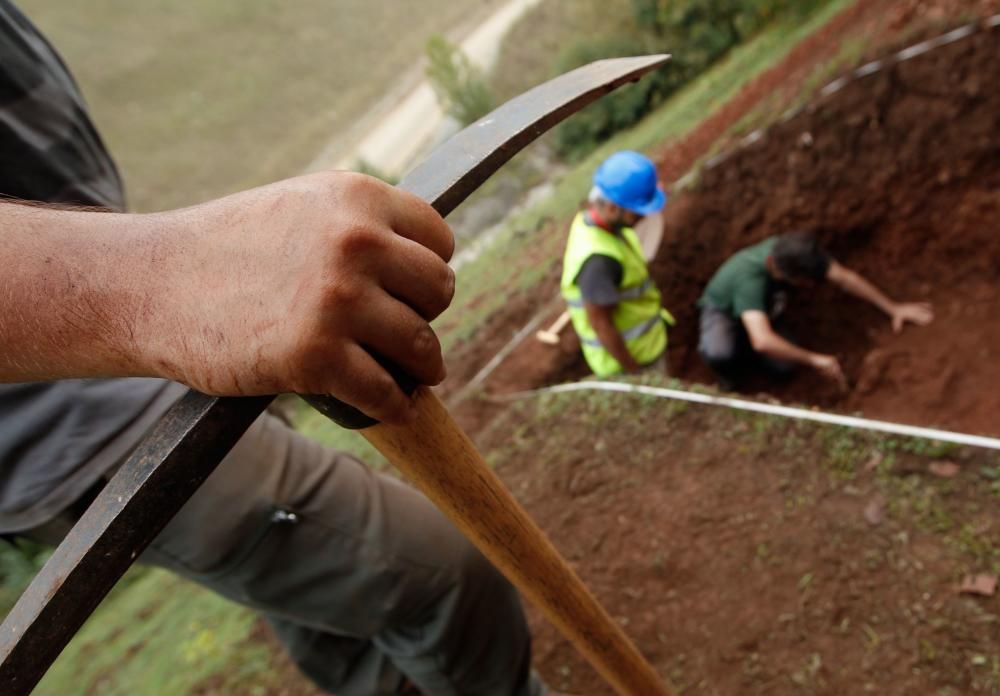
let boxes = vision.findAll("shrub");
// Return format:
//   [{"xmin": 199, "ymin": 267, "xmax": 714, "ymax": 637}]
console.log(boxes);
[
  {"xmin": 553, "ymin": 0, "xmax": 834, "ymax": 158},
  {"xmin": 425, "ymin": 35, "xmax": 495, "ymax": 126}
]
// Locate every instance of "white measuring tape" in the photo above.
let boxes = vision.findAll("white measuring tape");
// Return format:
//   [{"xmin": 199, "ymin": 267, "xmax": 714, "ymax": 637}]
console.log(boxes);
[{"xmin": 492, "ymin": 380, "xmax": 1000, "ymax": 451}]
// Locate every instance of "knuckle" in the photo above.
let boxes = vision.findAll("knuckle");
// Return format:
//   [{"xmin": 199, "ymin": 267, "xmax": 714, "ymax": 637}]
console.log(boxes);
[
  {"xmin": 335, "ymin": 223, "xmax": 384, "ymax": 258},
  {"xmin": 425, "ymin": 264, "xmax": 455, "ymax": 317},
  {"xmin": 412, "ymin": 324, "xmax": 439, "ymax": 358},
  {"xmin": 317, "ymin": 169, "xmax": 380, "ymax": 197},
  {"xmin": 287, "ymin": 336, "xmax": 336, "ymax": 394},
  {"xmin": 323, "ymin": 276, "xmax": 365, "ymax": 309},
  {"xmin": 441, "ymin": 265, "xmax": 456, "ymax": 305},
  {"xmin": 368, "ymin": 372, "xmax": 400, "ymax": 411},
  {"xmin": 439, "ymin": 222, "xmax": 456, "ymax": 260}
]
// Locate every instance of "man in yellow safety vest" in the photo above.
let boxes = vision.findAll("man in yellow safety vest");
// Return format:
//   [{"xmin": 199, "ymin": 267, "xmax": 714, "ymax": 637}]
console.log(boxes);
[{"xmin": 560, "ymin": 151, "xmax": 674, "ymax": 377}]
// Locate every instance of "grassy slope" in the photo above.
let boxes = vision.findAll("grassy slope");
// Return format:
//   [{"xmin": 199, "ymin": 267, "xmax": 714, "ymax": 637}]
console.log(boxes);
[
  {"xmin": 36, "ymin": 569, "xmax": 285, "ymax": 695},
  {"xmin": 22, "ymin": 4, "xmax": 866, "ymax": 693},
  {"xmin": 20, "ymin": 0, "xmax": 502, "ymax": 211}
]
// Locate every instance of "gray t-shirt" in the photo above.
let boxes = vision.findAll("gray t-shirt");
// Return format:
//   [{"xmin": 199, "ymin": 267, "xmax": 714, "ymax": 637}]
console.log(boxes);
[{"xmin": 0, "ymin": 1, "xmax": 184, "ymax": 532}]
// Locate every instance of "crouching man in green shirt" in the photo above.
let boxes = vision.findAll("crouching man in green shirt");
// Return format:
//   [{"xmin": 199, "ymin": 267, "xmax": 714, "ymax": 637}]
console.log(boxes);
[{"xmin": 697, "ymin": 231, "xmax": 933, "ymax": 390}]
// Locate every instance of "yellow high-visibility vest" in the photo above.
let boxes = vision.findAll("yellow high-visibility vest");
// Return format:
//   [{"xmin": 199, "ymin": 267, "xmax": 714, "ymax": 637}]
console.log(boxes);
[{"xmin": 560, "ymin": 212, "xmax": 674, "ymax": 376}]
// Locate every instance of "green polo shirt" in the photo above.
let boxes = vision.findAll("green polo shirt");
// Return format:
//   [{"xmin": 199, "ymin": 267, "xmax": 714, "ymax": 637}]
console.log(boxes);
[{"xmin": 699, "ymin": 237, "xmax": 777, "ymax": 318}]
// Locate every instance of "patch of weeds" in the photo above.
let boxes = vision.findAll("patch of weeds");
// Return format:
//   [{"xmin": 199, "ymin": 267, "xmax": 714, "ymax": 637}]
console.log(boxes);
[
  {"xmin": 534, "ymin": 390, "xmax": 578, "ymax": 422},
  {"xmin": 784, "ymin": 492, "xmax": 816, "ymax": 513},
  {"xmin": 911, "ymin": 485, "xmax": 954, "ymax": 535},
  {"xmin": 988, "ymin": 654, "xmax": 1000, "ymax": 692},
  {"xmin": 881, "ymin": 436, "xmax": 958, "ymax": 460},
  {"xmin": 790, "ymin": 652, "xmax": 824, "ymax": 688},
  {"xmin": 821, "ymin": 425, "xmax": 868, "ymax": 481},
  {"xmin": 742, "ymin": 651, "xmax": 763, "ymax": 679},
  {"xmin": 747, "ymin": 413, "xmax": 784, "ymax": 451},
  {"xmin": 881, "ymin": 472, "xmax": 958, "ymax": 535},
  {"xmin": 876, "ymin": 452, "xmax": 897, "ymax": 477},
  {"xmin": 37, "ymin": 571, "xmax": 272, "ymax": 695},
  {"xmin": 756, "ymin": 542, "xmax": 771, "ymax": 561},
  {"xmin": 779, "ymin": 428, "xmax": 810, "ymax": 458},
  {"xmin": 900, "ymin": 437, "xmax": 959, "ymax": 460},
  {"xmin": 862, "ymin": 623, "xmax": 881, "ymax": 651},
  {"xmin": 951, "ymin": 524, "xmax": 1000, "ymax": 574}
]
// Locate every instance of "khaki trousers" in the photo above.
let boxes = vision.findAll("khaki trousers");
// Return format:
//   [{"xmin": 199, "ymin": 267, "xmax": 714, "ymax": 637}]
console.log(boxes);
[{"xmin": 26, "ymin": 413, "xmax": 541, "ymax": 696}]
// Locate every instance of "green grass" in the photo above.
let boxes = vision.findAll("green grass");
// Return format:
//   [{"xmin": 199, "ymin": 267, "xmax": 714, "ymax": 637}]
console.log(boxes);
[
  {"xmin": 292, "ymin": 397, "xmax": 387, "ymax": 470},
  {"xmin": 21, "ymin": 0, "xmax": 504, "ymax": 211},
  {"xmin": 35, "ymin": 569, "xmax": 282, "ymax": 695}
]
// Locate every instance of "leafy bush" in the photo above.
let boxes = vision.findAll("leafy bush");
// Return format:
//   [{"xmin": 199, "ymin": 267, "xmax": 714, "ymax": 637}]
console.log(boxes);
[
  {"xmin": 553, "ymin": 0, "xmax": 834, "ymax": 158},
  {"xmin": 553, "ymin": 37, "xmax": 676, "ymax": 160},
  {"xmin": 425, "ymin": 35, "xmax": 495, "ymax": 126}
]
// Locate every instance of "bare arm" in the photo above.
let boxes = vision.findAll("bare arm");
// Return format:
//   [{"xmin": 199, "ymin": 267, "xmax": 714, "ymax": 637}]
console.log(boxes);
[
  {"xmin": 584, "ymin": 302, "xmax": 642, "ymax": 373},
  {"xmin": 1, "ymin": 202, "xmax": 158, "ymax": 383},
  {"xmin": 0, "ymin": 172, "xmax": 455, "ymax": 423},
  {"xmin": 826, "ymin": 261, "xmax": 933, "ymax": 333},
  {"xmin": 741, "ymin": 310, "xmax": 846, "ymax": 389}
]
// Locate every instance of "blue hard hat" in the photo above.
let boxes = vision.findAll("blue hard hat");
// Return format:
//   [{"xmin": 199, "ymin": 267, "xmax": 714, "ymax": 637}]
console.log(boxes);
[{"xmin": 593, "ymin": 151, "xmax": 666, "ymax": 215}]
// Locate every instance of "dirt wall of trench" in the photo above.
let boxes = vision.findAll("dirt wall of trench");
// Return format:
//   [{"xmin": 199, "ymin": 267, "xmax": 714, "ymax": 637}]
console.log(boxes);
[{"xmin": 653, "ymin": 25, "xmax": 1000, "ymax": 434}]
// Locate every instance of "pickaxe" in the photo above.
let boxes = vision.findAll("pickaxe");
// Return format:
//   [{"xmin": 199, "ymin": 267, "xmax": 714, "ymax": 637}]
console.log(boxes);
[{"xmin": 0, "ymin": 55, "xmax": 675, "ymax": 696}]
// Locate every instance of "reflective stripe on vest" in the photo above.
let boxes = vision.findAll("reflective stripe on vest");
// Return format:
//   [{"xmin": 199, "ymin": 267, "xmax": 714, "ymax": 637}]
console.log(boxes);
[
  {"xmin": 565, "ymin": 277, "xmax": 653, "ymax": 309},
  {"xmin": 579, "ymin": 313, "xmax": 662, "ymax": 347}
]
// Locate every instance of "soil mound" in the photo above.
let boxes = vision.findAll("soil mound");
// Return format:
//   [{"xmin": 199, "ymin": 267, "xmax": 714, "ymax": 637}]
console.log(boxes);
[{"xmin": 652, "ymin": 26, "xmax": 1000, "ymax": 435}]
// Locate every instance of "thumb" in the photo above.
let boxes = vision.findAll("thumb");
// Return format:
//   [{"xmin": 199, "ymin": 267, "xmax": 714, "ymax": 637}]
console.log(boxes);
[{"xmin": 892, "ymin": 314, "xmax": 903, "ymax": 334}]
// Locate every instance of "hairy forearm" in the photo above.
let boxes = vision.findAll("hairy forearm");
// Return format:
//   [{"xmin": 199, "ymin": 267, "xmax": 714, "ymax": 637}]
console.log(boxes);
[
  {"xmin": 0, "ymin": 172, "xmax": 457, "ymax": 422},
  {"xmin": 830, "ymin": 264, "xmax": 895, "ymax": 315},
  {"xmin": 0, "ymin": 202, "xmax": 169, "ymax": 382},
  {"xmin": 751, "ymin": 330, "xmax": 820, "ymax": 366}
]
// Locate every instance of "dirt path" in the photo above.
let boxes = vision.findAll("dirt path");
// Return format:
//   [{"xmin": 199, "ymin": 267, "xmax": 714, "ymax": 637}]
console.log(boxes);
[{"xmin": 306, "ymin": 0, "xmax": 543, "ymax": 176}]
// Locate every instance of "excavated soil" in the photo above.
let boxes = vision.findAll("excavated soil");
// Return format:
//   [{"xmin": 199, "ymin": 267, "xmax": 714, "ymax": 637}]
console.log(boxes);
[{"xmin": 652, "ymin": 24, "xmax": 1000, "ymax": 436}]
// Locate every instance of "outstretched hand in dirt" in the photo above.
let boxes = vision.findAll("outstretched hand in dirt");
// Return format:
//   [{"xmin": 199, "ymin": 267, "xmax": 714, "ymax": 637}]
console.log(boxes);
[
  {"xmin": 889, "ymin": 301, "xmax": 934, "ymax": 334},
  {"xmin": 810, "ymin": 354, "xmax": 849, "ymax": 392}
]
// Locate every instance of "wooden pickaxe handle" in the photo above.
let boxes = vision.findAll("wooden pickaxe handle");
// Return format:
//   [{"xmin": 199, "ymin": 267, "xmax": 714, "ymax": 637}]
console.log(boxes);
[{"xmin": 362, "ymin": 388, "xmax": 674, "ymax": 696}]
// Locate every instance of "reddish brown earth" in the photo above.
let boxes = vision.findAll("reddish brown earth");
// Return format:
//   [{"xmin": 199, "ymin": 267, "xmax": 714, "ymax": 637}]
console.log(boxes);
[
  {"xmin": 483, "ymin": 392, "xmax": 1000, "ymax": 695},
  {"xmin": 652, "ymin": 24, "xmax": 1000, "ymax": 437}
]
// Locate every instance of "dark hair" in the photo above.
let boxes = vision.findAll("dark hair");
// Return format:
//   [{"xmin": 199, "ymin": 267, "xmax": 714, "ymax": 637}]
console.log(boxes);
[{"xmin": 771, "ymin": 231, "xmax": 830, "ymax": 281}]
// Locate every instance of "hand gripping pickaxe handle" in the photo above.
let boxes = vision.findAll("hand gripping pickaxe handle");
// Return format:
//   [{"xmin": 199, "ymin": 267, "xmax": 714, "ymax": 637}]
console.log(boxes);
[{"xmin": 0, "ymin": 55, "xmax": 674, "ymax": 695}]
